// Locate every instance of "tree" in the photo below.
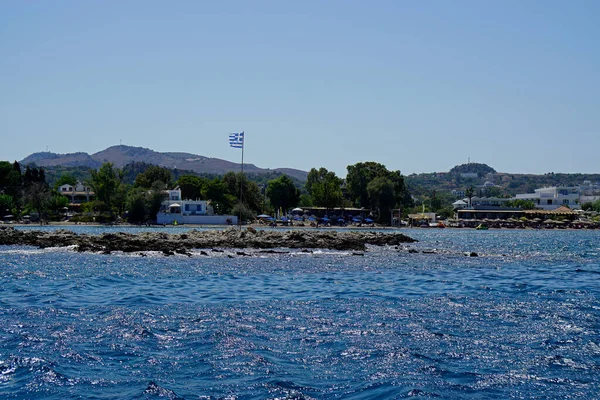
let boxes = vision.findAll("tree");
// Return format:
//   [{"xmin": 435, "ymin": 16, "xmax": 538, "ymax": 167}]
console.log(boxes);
[
  {"xmin": 222, "ymin": 172, "xmax": 262, "ymax": 212},
  {"xmin": 126, "ymin": 187, "xmax": 148, "ymax": 223},
  {"xmin": 465, "ymin": 186, "xmax": 474, "ymax": 207},
  {"xmin": 0, "ymin": 161, "xmax": 22, "ymax": 203},
  {"xmin": 176, "ymin": 175, "xmax": 205, "ymax": 200},
  {"xmin": 147, "ymin": 181, "xmax": 167, "ymax": 221},
  {"xmin": 54, "ymin": 174, "xmax": 77, "ymax": 190},
  {"xmin": 134, "ymin": 165, "xmax": 173, "ymax": 189},
  {"xmin": 203, "ymin": 178, "xmax": 235, "ymax": 214},
  {"xmin": 24, "ymin": 181, "xmax": 51, "ymax": 224},
  {"xmin": 46, "ymin": 193, "xmax": 69, "ymax": 219},
  {"xmin": 305, "ymin": 167, "xmax": 343, "ymax": 210},
  {"xmin": 266, "ymin": 175, "xmax": 300, "ymax": 213},
  {"xmin": 0, "ymin": 194, "xmax": 14, "ymax": 217},
  {"xmin": 504, "ymin": 199, "xmax": 536, "ymax": 210},
  {"xmin": 367, "ymin": 177, "xmax": 395, "ymax": 223},
  {"xmin": 346, "ymin": 162, "xmax": 412, "ymax": 217},
  {"xmin": 88, "ymin": 163, "xmax": 123, "ymax": 217}
]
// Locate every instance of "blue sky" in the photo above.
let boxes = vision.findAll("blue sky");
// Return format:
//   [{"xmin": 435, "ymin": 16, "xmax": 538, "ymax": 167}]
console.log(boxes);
[{"xmin": 1, "ymin": 1, "xmax": 598, "ymax": 178}]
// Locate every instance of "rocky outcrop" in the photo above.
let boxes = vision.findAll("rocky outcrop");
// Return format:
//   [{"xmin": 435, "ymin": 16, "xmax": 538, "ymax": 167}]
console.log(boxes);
[{"xmin": 0, "ymin": 227, "xmax": 417, "ymax": 254}]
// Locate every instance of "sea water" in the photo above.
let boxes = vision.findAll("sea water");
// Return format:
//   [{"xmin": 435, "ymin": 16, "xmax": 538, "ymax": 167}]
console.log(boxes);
[{"xmin": 1, "ymin": 227, "xmax": 599, "ymax": 399}]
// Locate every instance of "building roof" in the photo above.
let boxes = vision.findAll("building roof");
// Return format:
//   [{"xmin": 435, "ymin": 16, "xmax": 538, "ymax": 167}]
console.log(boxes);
[{"xmin": 525, "ymin": 206, "xmax": 577, "ymax": 215}]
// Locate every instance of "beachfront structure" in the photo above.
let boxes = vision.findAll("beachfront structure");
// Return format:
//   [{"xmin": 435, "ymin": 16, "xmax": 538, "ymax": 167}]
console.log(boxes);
[
  {"xmin": 470, "ymin": 196, "xmax": 511, "ymax": 207},
  {"xmin": 58, "ymin": 182, "xmax": 94, "ymax": 204},
  {"xmin": 156, "ymin": 188, "xmax": 238, "ymax": 225},
  {"xmin": 514, "ymin": 186, "xmax": 580, "ymax": 211},
  {"xmin": 457, "ymin": 206, "xmax": 524, "ymax": 220}
]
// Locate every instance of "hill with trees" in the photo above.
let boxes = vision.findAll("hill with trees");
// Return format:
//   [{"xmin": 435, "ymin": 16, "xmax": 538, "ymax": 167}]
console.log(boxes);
[{"xmin": 20, "ymin": 145, "xmax": 309, "ymax": 182}]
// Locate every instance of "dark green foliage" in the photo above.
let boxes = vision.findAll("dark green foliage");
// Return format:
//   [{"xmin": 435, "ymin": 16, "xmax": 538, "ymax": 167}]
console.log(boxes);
[
  {"xmin": 266, "ymin": 175, "xmax": 300, "ymax": 212},
  {"xmin": 504, "ymin": 199, "xmax": 536, "ymax": 210},
  {"xmin": 367, "ymin": 177, "xmax": 395, "ymax": 223},
  {"xmin": 449, "ymin": 163, "xmax": 496, "ymax": 176},
  {"xmin": 305, "ymin": 168, "xmax": 344, "ymax": 209},
  {"xmin": 581, "ymin": 200, "xmax": 600, "ymax": 213},
  {"xmin": 125, "ymin": 188, "xmax": 148, "ymax": 223},
  {"xmin": 176, "ymin": 175, "xmax": 206, "ymax": 200},
  {"xmin": 88, "ymin": 163, "xmax": 124, "ymax": 220},
  {"xmin": 53, "ymin": 174, "xmax": 78, "ymax": 189},
  {"xmin": 134, "ymin": 165, "xmax": 173, "ymax": 189},
  {"xmin": 0, "ymin": 194, "xmax": 15, "ymax": 217},
  {"xmin": 231, "ymin": 202, "xmax": 254, "ymax": 223},
  {"xmin": 222, "ymin": 172, "xmax": 262, "ymax": 212},
  {"xmin": 346, "ymin": 162, "xmax": 412, "ymax": 216}
]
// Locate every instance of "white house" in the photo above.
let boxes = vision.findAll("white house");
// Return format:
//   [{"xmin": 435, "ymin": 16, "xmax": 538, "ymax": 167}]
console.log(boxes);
[
  {"xmin": 156, "ymin": 188, "xmax": 238, "ymax": 225},
  {"xmin": 58, "ymin": 182, "xmax": 94, "ymax": 204},
  {"xmin": 515, "ymin": 186, "xmax": 580, "ymax": 210}
]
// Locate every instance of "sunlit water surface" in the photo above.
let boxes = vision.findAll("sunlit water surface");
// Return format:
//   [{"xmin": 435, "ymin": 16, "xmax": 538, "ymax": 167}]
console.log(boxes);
[{"xmin": 1, "ymin": 227, "xmax": 599, "ymax": 399}]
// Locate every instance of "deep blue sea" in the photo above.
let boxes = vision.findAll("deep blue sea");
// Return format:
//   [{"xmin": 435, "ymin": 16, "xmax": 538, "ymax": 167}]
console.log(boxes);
[{"xmin": 1, "ymin": 226, "xmax": 599, "ymax": 399}]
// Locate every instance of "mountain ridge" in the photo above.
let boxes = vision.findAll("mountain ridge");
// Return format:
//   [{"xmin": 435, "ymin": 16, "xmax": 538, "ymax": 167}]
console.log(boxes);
[{"xmin": 19, "ymin": 145, "xmax": 309, "ymax": 181}]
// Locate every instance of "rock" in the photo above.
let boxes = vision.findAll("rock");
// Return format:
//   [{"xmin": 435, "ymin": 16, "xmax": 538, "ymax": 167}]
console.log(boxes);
[{"xmin": 0, "ymin": 228, "xmax": 417, "ymax": 253}]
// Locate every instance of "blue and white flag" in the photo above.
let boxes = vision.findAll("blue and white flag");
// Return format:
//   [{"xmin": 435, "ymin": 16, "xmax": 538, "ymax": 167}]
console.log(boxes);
[{"xmin": 229, "ymin": 132, "xmax": 244, "ymax": 148}]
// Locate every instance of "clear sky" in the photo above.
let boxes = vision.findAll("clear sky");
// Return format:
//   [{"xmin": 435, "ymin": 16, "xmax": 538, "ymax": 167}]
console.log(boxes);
[{"xmin": 1, "ymin": 1, "xmax": 598, "ymax": 178}]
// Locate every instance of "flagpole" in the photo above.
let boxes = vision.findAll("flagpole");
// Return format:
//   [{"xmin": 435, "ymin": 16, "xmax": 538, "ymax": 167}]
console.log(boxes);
[{"xmin": 239, "ymin": 131, "xmax": 244, "ymax": 228}]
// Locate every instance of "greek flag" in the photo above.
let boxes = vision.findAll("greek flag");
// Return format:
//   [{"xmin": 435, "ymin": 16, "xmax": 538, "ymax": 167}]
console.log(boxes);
[{"xmin": 229, "ymin": 132, "xmax": 244, "ymax": 148}]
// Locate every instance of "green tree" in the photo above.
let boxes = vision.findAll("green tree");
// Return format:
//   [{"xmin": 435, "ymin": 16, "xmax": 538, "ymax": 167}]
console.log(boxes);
[
  {"xmin": 222, "ymin": 172, "xmax": 262, "ymax": 212},
  {"xmin": 24, "ymin": 181, "xmax": 51, "ymax": 224},
  {"xmin": 266, "ymin": 175, "xmax": 300, "ymax": 213},
  {"xmin": 346, "ymin": 162, "xmax": 412, "ymax": 216},
  {"xmin": 504, "ymin": 199, "xmax": 536, "ymax": 210},
  {"xmin": 134, "ymin": 165, "xmax": 173, "ymax": 189},
  {"xmin": 203, "ymin": 178, "xmax": 235, "ymax": 214},
  {"xmin": 54, "ymin": 174, "xmax": 77, "ymax": 190},
  {"xmin": 0, "ymin": 194, "xmax": 15, "ymax": 217},
  {"xmin": 367, "ymin": 177, "xmax": 395, "ymax": 223},
  {"xmin": 88, "ymin": 163, "xmax": 123, "ymax": 218},
  {"xmin": 305, "ymin": 167, "xmax": 343, "ymax": 210},
  {"xmin": 465, "ymin": 186, "xmax": 474, "ymax": 207},
  {"xmin": 46, "ymin": 193, "xmax": 69, "ymax": 219},
  {"xmin": 125, "ymin": 187, "xmax": 148, "ymax": 223},
  {"xmin": 0, "ymin": 161, "xmax": 22, "ymax": 203},
  {"xmin": 147, "ymin": 181, "xmax": 167, "ymax": 221},
  {"xmin": 176, "ymin": 175, "xmax": 206, "ymax": 200}
]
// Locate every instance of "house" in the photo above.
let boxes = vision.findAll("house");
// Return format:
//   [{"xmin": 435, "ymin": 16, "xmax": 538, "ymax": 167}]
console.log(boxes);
[
  {"xmin": 156, "ymin": 188, "xmax": 238, "ymax": 225},
  {"xmin": 58, "ymin": 182, "xmax": 94, "ymax": 205},
  {"xmin": 514, "ymin": 186, "xmax": 580, "ymax": 210}
]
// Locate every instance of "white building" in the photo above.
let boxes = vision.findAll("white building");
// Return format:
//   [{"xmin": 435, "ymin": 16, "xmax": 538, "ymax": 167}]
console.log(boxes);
[
  {"xmin": 156, "ymin": 188, "xmax": 238, "ymax": 225},
  {"xmin": 515, "ymin": 186, "xmax": 580, "ymax": 210},
  {"xmin": 58, "ymin": 182, "xmax": 94, "ymax": 204}
]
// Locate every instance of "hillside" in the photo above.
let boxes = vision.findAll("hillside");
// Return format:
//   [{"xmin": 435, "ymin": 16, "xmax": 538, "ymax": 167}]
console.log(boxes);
[
  {"xmin": 20, "ymin": 145, "xmax": 309, "ymax": 181},
  {"xmin": 406, "ymin": 163, "xmax": 600, "ymax": 198}
]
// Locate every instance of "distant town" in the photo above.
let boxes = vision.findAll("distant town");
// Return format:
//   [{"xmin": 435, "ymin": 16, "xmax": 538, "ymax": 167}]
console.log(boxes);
[{"xmin": 1, "ymin": 146, "xmax": 599, "ymax": 228}]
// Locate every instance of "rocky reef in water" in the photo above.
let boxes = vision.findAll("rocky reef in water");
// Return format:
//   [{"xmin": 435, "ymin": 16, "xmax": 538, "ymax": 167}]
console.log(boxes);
[{"xmin": 0, "ymin": 227, "xmax": 417, "ymax": 255}]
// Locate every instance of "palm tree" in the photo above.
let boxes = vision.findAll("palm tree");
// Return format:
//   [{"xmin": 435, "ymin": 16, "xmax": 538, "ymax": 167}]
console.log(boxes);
[{"xmin": 465, "ymin": 186, "xmax": 474, "ymax": 207}]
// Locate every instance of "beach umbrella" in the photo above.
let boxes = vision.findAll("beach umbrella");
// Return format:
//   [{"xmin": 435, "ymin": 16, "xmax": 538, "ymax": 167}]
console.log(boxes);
[
  {"xmin": 365, "ymin": 218, "xmax": 374, "ymax": 223},
  {"xmin": 337, "ymin": 218, "xmax": 345, "ymax": 222},
  {"xmin": 3, "ymin": 215, "xmax": 14, "ymax": 219},
  {"xmin": 308, "ymin": 217, "xmax": 316, "ymax": 221},
  {"xmin": 322, "ymin": 217, "xmax": 330, "ymax": 221},
  {"xmin": 257, "ymin": 214, "xmax": 271, "ymax": 218},
  {"xmin": 291, "ymin": 207, "xmax": 303, "ymax": 212}
]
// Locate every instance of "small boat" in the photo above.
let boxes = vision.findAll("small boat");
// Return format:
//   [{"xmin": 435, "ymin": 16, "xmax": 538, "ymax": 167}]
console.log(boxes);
[{"xmin": 475, "ymin": 224, "xmax": 488, "ymax": 230}]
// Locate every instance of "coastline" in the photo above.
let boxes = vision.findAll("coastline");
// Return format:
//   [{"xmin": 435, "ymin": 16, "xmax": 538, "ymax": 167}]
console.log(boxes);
[{"xmin": 0, "ymin": 225, "xmax": 417, "ymax": 254}]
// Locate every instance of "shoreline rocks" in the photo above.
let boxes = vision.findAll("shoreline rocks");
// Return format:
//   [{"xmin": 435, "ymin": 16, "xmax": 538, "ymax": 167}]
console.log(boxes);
[{"xmin": 0, "ymin": 226, "xmax": 417, "ymax": 254}]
